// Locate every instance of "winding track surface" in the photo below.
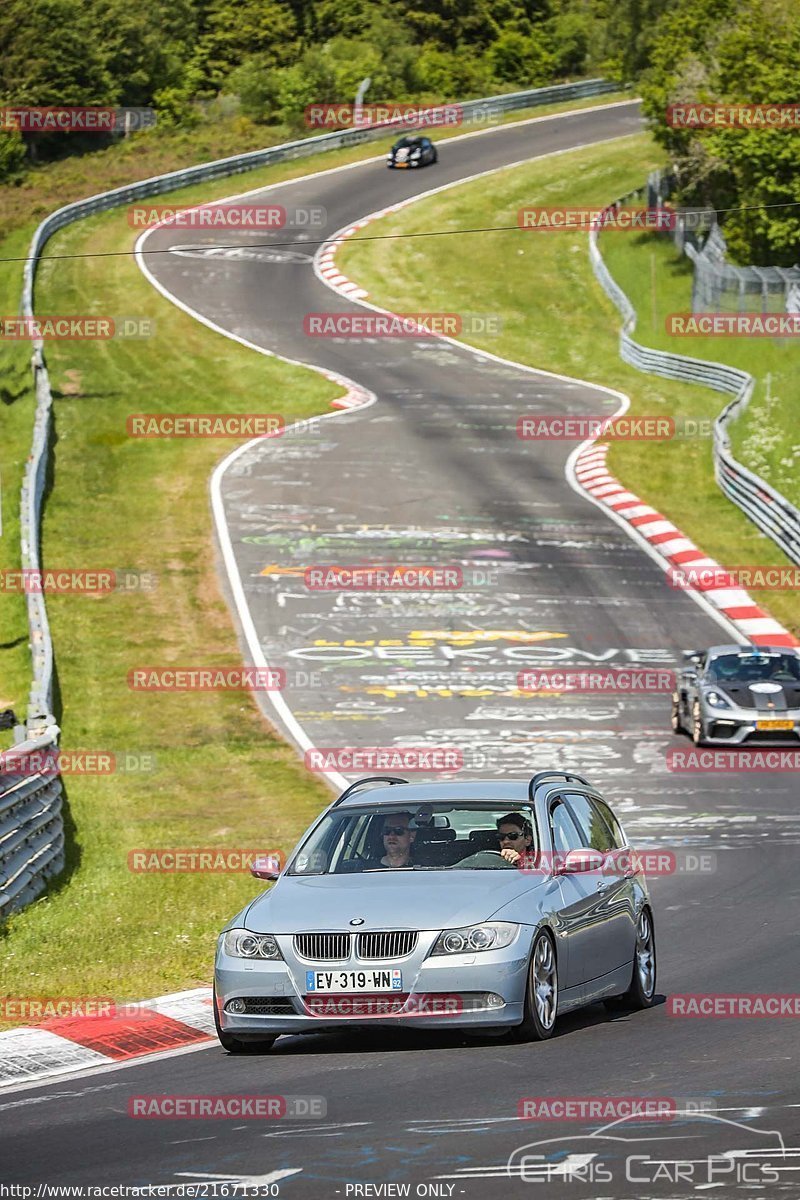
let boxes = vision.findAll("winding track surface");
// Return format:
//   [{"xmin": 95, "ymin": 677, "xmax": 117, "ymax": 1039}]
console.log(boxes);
[{"xmin": 4, "ymin": 101, "xmax": 799, "ymax": 1196}]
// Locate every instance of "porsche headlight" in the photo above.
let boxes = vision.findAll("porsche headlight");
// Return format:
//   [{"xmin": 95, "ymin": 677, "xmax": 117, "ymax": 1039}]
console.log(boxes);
[
  {"xmin": 430, "ymin": 922, "xmax": 519, "ymax": 956},
  {"xmin": 706, "ymin": 690, "xmax": 732, "ymax": 708},
  {"xmin": 222, "ymin": 929, "xmax": 282, "ymax": 960}
]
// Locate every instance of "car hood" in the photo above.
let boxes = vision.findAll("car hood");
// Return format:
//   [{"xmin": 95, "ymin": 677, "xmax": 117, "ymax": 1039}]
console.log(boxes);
[
  {"xmin": 244, "ymin": 870, "xmax": 536, "ymax": 933},
  {"xmin": 706, "ymin": 679, "xmax": 800, "ymax": 711}
]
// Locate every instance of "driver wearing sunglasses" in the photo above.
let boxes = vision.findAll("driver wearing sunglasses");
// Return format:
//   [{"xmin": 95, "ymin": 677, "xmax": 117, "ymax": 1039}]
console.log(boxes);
[
  {"xmin": 496, "ymin": 813, "xmax": 536, "ymax": 869},
  {"xmin": 362, "ymin": 813, "xmax": 417, "ymax": 869}
]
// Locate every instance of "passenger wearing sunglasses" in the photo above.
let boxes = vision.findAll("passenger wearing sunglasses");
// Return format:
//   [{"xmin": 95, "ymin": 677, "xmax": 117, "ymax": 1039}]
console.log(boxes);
[
  {"xmin": 362, "ymin": 813, "xmax": 417, "ymax": 869},
  {"xmin": 496, "ymin": 813, "xmax": 536, "ymax": 869}
]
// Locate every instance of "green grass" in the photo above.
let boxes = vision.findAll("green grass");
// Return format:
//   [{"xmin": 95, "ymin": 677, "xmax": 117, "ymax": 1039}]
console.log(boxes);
[
  {"xmin": 338, "ymin": 131, "xmax": 800, "ymax": 637},
  {"xmin": 599, "ymin": 222, "xmax": 800, "ymax": 508}
]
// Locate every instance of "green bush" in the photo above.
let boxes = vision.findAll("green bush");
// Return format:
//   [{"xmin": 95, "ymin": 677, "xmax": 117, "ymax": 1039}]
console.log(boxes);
[
  {"xmin": 487, "ymin": 29, "xmax": 556, "ymax": 87},
  {"xmin": 0, "ymin": 130, "xmax": 27, "ymax": 182}
]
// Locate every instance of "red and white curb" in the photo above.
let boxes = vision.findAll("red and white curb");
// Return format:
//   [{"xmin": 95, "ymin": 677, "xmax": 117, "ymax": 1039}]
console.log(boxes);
[
  {"xmin": 574, "ymin": 444, "xmax": 799, "ymax": 648},
  {"xmin": 317, "ymin": 207, "xmax": 409, "ymax": 302},
  {"xmin": 330, "ymin": 379, "xmax": 373, "ymax": 410},
  {"xmin": 317, "ymin": 222, "xmax": 371, "ymax": 300},
  {"xmin": 0, "ymin": 987, "xmax": 214, "ymax": 1089}
]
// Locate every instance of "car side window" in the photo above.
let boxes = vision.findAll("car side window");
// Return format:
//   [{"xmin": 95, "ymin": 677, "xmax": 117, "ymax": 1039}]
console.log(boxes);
[
  {"xmin": 563, "ymin": 793, "xmax": 616, "ymax": 853},
  {"xmin": 550, "ymin": 800, "xmax": 585, "ymax": 853},
  {"xmin": 590, "ymin": 797, "xmax": 626, "ymax": 849}
]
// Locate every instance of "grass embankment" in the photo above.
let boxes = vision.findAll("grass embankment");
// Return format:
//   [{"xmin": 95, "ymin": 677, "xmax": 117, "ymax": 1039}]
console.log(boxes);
[
  {"xmin": 0, "ymin": 87, "xmax": 630, "ymax": 1019},
  {"xmin": 599, "ymin": 224, "xmax": 800, "ymax": 508},
  {"xmin": 338, "ymin": 132, "xmax": 800, "ymax": 637}
]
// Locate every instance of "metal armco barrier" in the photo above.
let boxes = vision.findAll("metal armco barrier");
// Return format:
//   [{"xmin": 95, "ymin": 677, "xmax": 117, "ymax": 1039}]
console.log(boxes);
[
  {"xmin": 589, "ymin": 193, "xmax": 800, "ymax": 567},
  {"xmin": 0, "ymin": 728, "xmax": 63, "ymax": 918},
  {"xmin": 6, "ymin": 78, "xmax": 619, "ymax": 918}
]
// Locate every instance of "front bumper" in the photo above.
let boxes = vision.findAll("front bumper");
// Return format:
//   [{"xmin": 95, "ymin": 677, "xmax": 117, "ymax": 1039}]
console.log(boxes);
[
  {"xmin": 215, "ymin": 932, "xmax": 530, "ymax": 1035},
  {"xmin": 700, "ymin": 704, "xmax": 800, "ymax": 745}
]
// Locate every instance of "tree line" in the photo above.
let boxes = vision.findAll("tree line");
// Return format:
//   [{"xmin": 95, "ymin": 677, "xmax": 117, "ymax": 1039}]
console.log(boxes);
[{"xmin": 1, "ymin": 0, "xmax": 797, "ymax": 263}]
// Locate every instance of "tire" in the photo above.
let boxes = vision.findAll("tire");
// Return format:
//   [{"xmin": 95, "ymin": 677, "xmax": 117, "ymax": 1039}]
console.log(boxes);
[
  {"xmin": 604, "ymin": 907, "xmax": 656, "ymax": 1012},
  {"xmin": 670, "ymin": 693, "xmax": 684, "ymax": 734},
  {"xmin": 431, "ymin": 148, "xmax": 438, "ymax": 164},
  {"xmin": 691, "ymin": 701, "xmax": 707, "ymax": 746},
  {"xmin": 510, "ymin": 929, "xmax": 558, "ymax": 1041},
  {"xmin": 213, "ymin": 987, "xmax": 277, "ymax": 1054}
]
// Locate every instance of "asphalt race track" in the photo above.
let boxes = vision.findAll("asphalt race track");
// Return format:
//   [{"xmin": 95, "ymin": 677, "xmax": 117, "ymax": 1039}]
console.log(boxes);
[{"xmin": 3, "ymin": 100, "xmax": 799, "ymax": 1196}]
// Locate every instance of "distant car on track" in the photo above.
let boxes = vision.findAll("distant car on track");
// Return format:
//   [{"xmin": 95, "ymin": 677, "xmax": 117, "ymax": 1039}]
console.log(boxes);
[
  {"xmin": 214, "ymin": 772, "xmax": 656, "ymax": 1053},
  {"xmin": 672, "ymin": 644, "xmax": 800, "ymax": 746},
  {"xmin": 387, "ymin": 135, "xmax": 437, "ymax": 168}
]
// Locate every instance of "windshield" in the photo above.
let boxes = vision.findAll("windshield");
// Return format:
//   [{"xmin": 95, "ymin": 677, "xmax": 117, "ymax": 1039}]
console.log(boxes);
[
  {"xmin": 709, "ymin": 652, "xmax": 800, "ymax": 683},
  {"xmin": 394, "ymin": 138, "xmax": 418, "ymax": 149},
  {"xmin": 288, "ymin": 802, "xmax": 538, "ymax": 875}
]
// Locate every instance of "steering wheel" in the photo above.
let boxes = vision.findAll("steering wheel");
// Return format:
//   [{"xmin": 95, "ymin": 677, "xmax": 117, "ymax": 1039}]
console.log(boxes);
[{"xmin": 458, "ymin": 849, "xmax": 515, "ymax": 869}]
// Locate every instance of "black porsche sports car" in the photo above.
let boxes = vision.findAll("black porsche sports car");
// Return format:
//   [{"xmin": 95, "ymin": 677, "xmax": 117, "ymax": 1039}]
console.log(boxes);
[{"xmin": 387, "ymin": 135, "xmax": 438, "ymax": 168}]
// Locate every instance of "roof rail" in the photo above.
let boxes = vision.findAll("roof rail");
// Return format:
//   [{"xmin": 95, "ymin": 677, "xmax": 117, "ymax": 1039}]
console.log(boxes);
[
  {"xmin": 528, "ymin": 771, "xmax": 592, "ymax": 803},
  {"xmin": 333, "ymin": 775, "xmax": 409, "ymax": 806}
]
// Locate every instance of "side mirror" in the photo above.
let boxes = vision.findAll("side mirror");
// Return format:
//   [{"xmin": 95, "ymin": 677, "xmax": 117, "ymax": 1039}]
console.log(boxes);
[
  {"xmin": 250, "ymin": 856, "xmax": 281, "ymax": 881},
  {"xmin": 556, "ymin": 848, "xmax": 605, "ymax": 875},
  {"xmin": 683, "ymin": 650, "xmax": 704, "ymax": 665}
]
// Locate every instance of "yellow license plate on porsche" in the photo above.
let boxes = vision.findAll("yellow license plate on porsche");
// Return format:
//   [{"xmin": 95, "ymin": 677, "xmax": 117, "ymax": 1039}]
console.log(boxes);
[
  {"xmin": 756, "ymin": 719, "xmax": 794, "ymax": 730},
  {"xmin": 395, "ymin": 161, "xmax": 408, "ymax": 167}
]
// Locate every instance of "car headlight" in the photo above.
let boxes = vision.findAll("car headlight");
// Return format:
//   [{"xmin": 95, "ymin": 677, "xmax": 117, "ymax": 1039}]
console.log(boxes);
[
  {"xmin": 706, "ymin": 690, "xmax": 732, "ymax": 709},
  {"xmin": 222, "ymin": 929, "xmax": 283, "ymax": 960},
  {"xmin": 430, "ymin": 921, "xmax": 519, "ymax": 956}
]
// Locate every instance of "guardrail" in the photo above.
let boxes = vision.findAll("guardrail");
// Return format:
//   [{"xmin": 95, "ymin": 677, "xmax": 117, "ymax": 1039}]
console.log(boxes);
[
  {"xmin": 0, "ymin": 728, "xmax": 63, "ymax": 919},
  {"xmin": 589, "ymin": 191, "xmax": 800, "ymax": 567},
  {"xmin": 6, "ymin": 77, "xmax": 620, "ymax": 918}
]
